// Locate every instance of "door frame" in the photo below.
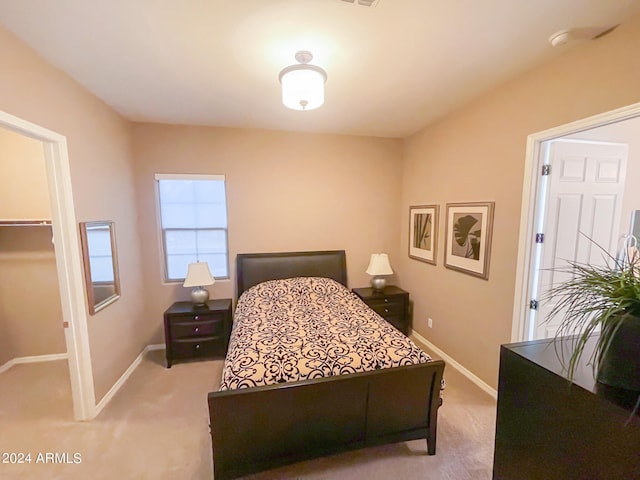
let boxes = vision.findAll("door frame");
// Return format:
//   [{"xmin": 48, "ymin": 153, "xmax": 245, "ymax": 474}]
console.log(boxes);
[
  {"xmin": 511, "ymin": 101, "xmax": 640, "ymax": 343},
  {"xmin": 0, "ymin": 111, "xmax": 95, "ymax": 420}
]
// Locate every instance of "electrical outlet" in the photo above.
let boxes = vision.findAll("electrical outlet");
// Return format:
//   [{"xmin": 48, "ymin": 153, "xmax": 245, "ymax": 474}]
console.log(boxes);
[{"xmin": 428, "ymin": 317, "xmax": 433, "ymax": 328}]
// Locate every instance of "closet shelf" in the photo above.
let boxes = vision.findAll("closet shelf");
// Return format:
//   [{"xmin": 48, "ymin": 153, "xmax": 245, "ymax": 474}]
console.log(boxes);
[{"xmin": 0, "ymin": 220, "xmax": 52, "ymax": 227}]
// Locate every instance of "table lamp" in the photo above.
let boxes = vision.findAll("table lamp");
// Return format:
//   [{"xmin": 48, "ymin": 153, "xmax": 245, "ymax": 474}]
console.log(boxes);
[
  {"xmin": 183, "ymin": 262, "xmax": 215, "ymax": 306},
  {"xmin": 366, "ymin": 253, "xmax": 393, "ymax": 291}
]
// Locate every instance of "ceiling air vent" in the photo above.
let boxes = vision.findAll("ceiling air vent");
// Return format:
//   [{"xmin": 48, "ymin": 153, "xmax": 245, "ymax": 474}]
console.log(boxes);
[{"xmin": 339, "ymin": 0, "xmax": 380, "ymax": 7}]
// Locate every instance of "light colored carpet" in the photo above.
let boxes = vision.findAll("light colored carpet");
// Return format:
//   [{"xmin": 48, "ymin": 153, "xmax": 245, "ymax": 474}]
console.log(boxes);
[{"xmin": 0, "ymin": 350, "xmax": 496, "ymax": 479}]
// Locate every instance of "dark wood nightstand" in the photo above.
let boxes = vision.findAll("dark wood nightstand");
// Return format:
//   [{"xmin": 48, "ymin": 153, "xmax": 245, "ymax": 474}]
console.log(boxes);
[
  {"xmin": 352, "ymin": 286, "xmax": 410, "ymax": 336},
  {"xmin": 163, "ymin": 299, "xmax": 232, "ymax": 368}
]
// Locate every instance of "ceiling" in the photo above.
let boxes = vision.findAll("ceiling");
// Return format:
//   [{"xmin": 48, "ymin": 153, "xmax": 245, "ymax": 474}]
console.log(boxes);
[{"xmin": 1, "ymin": 0, "xmax": 640, "ymax": 138}]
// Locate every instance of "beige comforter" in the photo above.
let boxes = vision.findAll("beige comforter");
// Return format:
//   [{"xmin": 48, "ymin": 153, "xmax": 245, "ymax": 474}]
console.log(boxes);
[{"xmin": 219, "ymin": 276, "xmax": 433, "ymax": 391}]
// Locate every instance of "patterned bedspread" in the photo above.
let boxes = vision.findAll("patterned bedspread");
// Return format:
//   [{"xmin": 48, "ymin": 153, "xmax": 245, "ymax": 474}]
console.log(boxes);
[{"xmin": 219, "ymin": 276, "xmax": 434, "ymax": 391}]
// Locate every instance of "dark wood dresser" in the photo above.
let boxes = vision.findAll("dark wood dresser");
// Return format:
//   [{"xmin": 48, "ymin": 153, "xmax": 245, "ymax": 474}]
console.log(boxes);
[
  {"xmin": 163, "ymin": 299, "xmax": 232, "ymax": 368},
  {"xmin": 352, "ymin": 286, "xmax": 410, "ymax": 335},
  {"xmin": 493, "ymin": 336, "xmax": 640, "ymax": 480}
]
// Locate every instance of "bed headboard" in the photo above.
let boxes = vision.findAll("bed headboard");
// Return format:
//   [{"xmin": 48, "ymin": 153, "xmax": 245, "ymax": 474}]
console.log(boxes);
[{"xmin": 236, "ymin": 250, "xmax": 347, "ymax": 297}]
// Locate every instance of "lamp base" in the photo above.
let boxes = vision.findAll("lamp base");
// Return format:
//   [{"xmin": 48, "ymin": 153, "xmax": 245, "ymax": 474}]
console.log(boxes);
[
  {"xmin": 370, "ymin": 276, "xmax": 387, "ymax": 292},
  {"xmin": 190, "ymin": 286, "xmax": 210, "ymax": 306}
]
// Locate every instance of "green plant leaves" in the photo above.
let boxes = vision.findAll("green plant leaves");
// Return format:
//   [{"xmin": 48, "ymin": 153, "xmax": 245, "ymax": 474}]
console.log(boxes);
[{"xmin": 543, "ymin": 238, "xmax": 640, "ymax": 382}]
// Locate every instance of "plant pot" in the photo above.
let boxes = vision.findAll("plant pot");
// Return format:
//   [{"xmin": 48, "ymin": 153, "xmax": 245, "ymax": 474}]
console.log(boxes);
[
  {"xmin": 596, "ymin": 314, "xmax": 640, "ymax": 392},
  {"xmin": 595, "ymin": 382, "xmax": 640, "ymax": 414}
]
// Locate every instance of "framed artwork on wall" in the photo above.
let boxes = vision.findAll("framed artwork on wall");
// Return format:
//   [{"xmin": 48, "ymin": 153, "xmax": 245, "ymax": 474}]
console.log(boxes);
[
  {"xmin": 409, "ymin": 204, "xmax": 439, "ymax": 265},
  {"xmin": 444, "ymin": 202, "xmax": 494, "ymax": 279}
]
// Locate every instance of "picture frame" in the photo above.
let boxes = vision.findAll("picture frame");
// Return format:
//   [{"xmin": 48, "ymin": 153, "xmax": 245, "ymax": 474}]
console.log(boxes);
[
  {"xmin": 409, "ymin": 205, "xmax": 439, "ymax": 265},
  {"xmin": 444, "ymin": 202, "xmax": 494, "ymax": 279}
]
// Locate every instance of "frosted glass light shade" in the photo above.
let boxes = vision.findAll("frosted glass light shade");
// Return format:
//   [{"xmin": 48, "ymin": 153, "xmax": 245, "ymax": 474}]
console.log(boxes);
[
  {"xmin": 280, "ymin": 66, "xmax": 326, "ymax": 110},
  {"xmin": 183, "ymin": 262, "xmax": 215, "ymax": 287},
  {"xmin": 366, "ymin": 254, "xmax": 393, "ymax": 276},
  {"xmin": 279, "ymin": 50, "xmax": 327, "ymax": 111}
]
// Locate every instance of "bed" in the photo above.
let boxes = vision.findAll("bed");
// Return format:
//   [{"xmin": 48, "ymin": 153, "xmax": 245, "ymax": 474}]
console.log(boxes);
[{"xmin": 207, "ymin": 250, "xmax": 445, "ymax": 480}]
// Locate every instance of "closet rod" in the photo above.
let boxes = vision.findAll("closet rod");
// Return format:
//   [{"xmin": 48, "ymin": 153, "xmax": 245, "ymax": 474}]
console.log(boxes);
[{"xmin": 0, "ymin": 220, "xmax": 52, "ymax": 227}]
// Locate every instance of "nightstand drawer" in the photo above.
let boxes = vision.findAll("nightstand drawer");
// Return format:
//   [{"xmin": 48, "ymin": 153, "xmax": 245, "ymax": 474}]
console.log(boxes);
[
  {"xmin": 171, "ymin": 318, "xmax": 224, "ymax": 339},
  {"xmin": 163, "ymin": 299, "xmax": 233, "ymax": 368},
  {"xmin": 367, "ymin": 300, "xmax": 405, "ymax": 317},
  {"xmin": 169, "ymin": 312, "xmax": 222, "ymax": 324},
  {"xmin": 172, "ymin": 338, "xmax": 223, "ymax": 359},
  {"xmin": 352, "ymin": 286, "xmax": 410, "ymax": 337},
  {"xmin": 384, "ymin": 315, "xmax": 406, "ymax": 333},
  {"xmin": 368, "ymin": 294, "xmax": 403, "ymax": 305}
]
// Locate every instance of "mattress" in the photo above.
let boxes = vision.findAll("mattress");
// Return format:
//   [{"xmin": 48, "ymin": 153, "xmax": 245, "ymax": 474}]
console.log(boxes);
[{"xmin": 219, "ymin": 276, "xmax": 434, "ymax": 391}]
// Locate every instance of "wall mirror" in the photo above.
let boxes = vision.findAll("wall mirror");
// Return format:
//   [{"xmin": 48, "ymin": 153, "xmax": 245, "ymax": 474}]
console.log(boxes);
[{"xmin": 79, "ymin": 221, "xmax": 120, "ymax": 315}]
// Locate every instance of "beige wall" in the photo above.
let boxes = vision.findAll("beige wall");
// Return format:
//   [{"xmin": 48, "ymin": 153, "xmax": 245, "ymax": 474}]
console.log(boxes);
[
  {"xmin": 0, "ymin": 25, "xmax": 145, "ymax": 402},
  {"xmin": 0, "ymin": 128, "xmax": 50, "ymax": 220},
  {"xmin": 0, "ymin": 227, "xmax": 65, "ymax": 365},
  {"xmin": 132, "ymin": 123, "xmax": 403, "ymax": 343},
  {"xmin": 399, "ymin": 16, "xmax": 640, "ymax": 388}
]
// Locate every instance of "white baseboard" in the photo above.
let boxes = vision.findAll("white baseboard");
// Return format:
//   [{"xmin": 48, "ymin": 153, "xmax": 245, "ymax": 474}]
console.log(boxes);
[
  {"xmin": 410, "ymin": 331, "xmax": 497, "ymax": 400},
  {"xmin": 146, "ymin": 344, "xmax": 166, "ymax": 351},
  {"xmin": 94, "ymin": 344, "xmax": 165, "ymax": 417},
  {"xmin": 0, "ymin": 352, "xmax": 69, "ymax": 374}
]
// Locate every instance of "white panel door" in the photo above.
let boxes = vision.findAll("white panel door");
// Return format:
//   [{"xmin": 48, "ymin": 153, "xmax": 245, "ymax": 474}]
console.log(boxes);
[{"xmin": 534, "ymin": 139, "xmax": 628, "ymax": 340}]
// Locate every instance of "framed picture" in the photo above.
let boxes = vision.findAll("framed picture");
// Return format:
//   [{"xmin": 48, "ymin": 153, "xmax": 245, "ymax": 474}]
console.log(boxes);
[
  {"xmin": 409, "ymin": 205, "xmax": 439, "ymax": 265},
  {"xmin": 444, "ymin": 202, "xmax": 494, "ymax": 279}
]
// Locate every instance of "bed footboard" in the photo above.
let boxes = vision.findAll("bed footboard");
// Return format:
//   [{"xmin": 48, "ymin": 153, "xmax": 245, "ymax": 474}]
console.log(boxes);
[{"xmin": 208, "ymin": 360, "xmax": 445, "ymax": 480}]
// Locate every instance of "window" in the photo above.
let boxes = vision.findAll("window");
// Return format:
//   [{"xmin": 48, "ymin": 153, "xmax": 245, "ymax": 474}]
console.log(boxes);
[{"xmin": 155, "ymin": 174, "xmax": 229, "ymax": 281}]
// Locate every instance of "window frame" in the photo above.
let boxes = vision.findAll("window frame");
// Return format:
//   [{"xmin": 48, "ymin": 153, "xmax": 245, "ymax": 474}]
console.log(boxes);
[{"xmin": 154, "ymin": 173, "xmax": 230, "ymax": 283}]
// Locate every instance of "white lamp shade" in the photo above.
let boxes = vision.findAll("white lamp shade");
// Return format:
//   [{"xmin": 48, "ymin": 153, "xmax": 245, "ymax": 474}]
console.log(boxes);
[
  {"xmin": 183, "ymin": 262, "xmax": 215, "ymax": 287},
  {"xmin": 280, "ymin": 66, "xmax": 326, "ymax": 111},
  {"xmin": 366, "ymin": 253, "xmax": 393, "ymax": 276}
]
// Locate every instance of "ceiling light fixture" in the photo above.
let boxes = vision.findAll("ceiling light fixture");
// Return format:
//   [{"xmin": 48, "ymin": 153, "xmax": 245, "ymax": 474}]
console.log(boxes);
[{"xmin": 278, "ymin": 51, "xmax": 327, "ymax": 111}]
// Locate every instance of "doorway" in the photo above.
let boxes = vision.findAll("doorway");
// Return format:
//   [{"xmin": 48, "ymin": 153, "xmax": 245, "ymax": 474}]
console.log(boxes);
[
  {"xmin": 531, "ymin": 139, "xmax": 628, "ymax": 340},
  {"xmin": 512, "ymin": 102, "xmax": 640, "ymax": 343},
  {"xmin": 0, "ymin": 111, "xmax": 95, "ymax": 420}
]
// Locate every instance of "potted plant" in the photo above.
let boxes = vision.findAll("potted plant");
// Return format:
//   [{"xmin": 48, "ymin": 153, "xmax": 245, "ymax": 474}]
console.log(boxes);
[{"xmin": 543, "ymin": 235, "xmax": 640, "ymax": 409}]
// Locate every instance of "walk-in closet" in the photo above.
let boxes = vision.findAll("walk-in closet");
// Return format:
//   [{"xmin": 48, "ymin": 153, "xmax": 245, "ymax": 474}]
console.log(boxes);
[{"xmin": 0, "ymin": 126, "xmax": 71, "ymax": 419}]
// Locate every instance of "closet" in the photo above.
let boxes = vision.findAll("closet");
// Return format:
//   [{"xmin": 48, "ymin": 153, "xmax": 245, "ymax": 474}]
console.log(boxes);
[{"xmin": 0, "ymin": 127, "xmax": 66, "ymax": 371}]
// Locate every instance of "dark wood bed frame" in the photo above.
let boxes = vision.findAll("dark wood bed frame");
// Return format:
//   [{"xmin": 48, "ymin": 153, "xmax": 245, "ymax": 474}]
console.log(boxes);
[{"xmin": 207, "ymin": 250, "xmax": 445, "ymax": 480}]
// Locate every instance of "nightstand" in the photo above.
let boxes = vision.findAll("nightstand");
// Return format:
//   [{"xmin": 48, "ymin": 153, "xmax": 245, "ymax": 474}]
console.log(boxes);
[
  {"xmin": 163, "ymin": 299, "xmax": 232, "ymax": 368},
  {"xmin": 352, "ymin": 286, "xmax": 410, "ymax": 336}
]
